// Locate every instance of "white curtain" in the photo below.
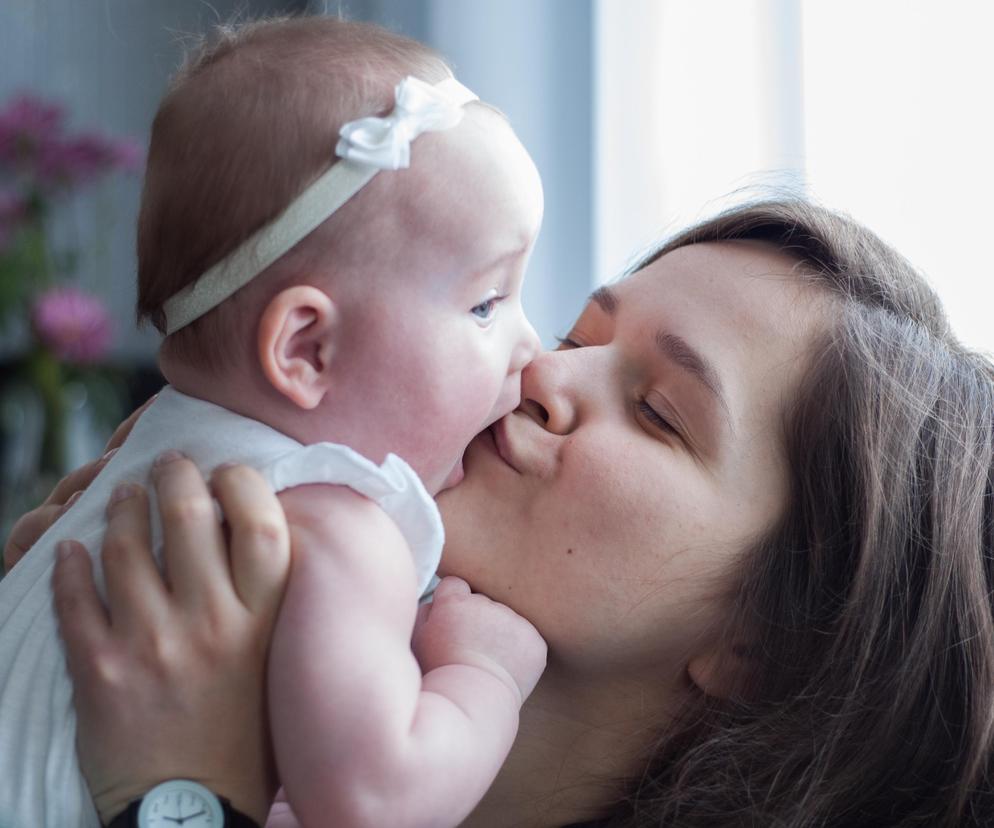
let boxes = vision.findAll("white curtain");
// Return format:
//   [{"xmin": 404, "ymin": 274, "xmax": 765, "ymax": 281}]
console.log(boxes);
[{"xmin": 594, "ymin": 0, "xmax": 994, "ymax": 353}]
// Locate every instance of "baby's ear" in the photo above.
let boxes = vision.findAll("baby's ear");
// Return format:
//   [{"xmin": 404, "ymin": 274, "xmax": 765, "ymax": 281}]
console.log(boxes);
[{"xmin": 257, "ymin": 285, "xmax": 339, "ymax": 410}]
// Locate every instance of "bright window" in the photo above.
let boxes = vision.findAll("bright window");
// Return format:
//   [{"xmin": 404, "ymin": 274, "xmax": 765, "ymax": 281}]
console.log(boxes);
[{"xmin": 595, "ymin": 0, "xmax": 994, "ymax": 352}]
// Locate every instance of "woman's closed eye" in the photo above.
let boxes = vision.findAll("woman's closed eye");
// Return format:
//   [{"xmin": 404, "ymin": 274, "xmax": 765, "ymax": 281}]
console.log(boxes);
[
  {"xmin": 636, "ymin": 398, "xmax": 678, "ymax": 436},
  {"xmin": 554, "ymin": 335, "xmax": 582, "ymax": 349},
  {"xmin": 558, "ymin": 335, "xmax": 680, "ymax": 438}
]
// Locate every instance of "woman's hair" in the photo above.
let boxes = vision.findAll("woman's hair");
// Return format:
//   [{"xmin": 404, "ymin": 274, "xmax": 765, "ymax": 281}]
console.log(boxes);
[{"xmin": 602, "ymin": 200, "xmax": 994, "ymax": 826}]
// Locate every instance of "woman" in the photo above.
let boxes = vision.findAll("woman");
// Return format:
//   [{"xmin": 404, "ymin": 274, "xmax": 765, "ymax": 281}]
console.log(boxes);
[{"xmin": 13, "ymin": 199, "xmax": 994, "ymax": 826}]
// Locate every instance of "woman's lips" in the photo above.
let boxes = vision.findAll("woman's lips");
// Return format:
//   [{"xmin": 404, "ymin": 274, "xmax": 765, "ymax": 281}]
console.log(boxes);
[{"xmin": 490, "ymin": 419, "xmax": 521, "ymax": 473}]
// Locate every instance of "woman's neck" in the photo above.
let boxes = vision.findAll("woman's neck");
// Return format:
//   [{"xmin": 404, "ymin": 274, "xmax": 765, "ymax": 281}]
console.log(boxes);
[{"xmin": 462, "ymin": 662, "xmax": 685, "ymax": 828}]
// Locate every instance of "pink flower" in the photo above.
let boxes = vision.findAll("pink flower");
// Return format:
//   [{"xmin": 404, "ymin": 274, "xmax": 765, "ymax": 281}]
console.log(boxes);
[
  {"xmin": 0, "ymin": 93, "xmax": 143, "ymax": 185},
  {"xmin": 31, "ymin": 286, "xmax": 113, "ymax": 363},
  {"xmin": 33, "ymin": 132, "xmax": 143, "ymax": 188},
  {"xmin": 37, "ymin": 132, "xmax": 119, "ymax": 187},
  {"xmin": 0, "ymin": 94, "xmax": 65, "ymax": 164}
]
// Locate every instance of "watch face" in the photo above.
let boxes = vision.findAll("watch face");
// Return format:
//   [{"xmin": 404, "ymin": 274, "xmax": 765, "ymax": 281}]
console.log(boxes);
[{"xmin": 137, "ymin": 780, "xmax": 226, "ymax": 827}]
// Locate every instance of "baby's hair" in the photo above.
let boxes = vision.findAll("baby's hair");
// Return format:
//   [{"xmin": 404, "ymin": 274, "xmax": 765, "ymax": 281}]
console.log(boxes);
[{"xmin": 136, "ymin": 15, "xmax": 450, "ymax": 371}]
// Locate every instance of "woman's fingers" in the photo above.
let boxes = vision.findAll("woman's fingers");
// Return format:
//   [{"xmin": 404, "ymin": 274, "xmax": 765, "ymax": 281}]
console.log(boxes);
[
  {"xmin": 4, "ymin": 504, "xmax": 60, "ymax": 572},
  {"xmin": 102, "ymin": 394, "xmax": 156, "ymax": 454},
  {"xmin": 49, "ymin": 449, "xmax": 278, "ymax": 826},
  {"xmin": 1, "ymin": 397, "xmax": 154, "ymax": 574},
  {"xmin": 3, "ymin": 442, "xmax": 121, "ymax": 572},
  {"xmin": 210, "ymin": 464, "xmax": 291, "ymax": 618},
  {"xmin": 52, "ymin": 541, "xmax": 111, "ymax": 679},
  {"xmin": 48, "ymin": 394, "xmax": 153, "ymax": 510},
  {"xmin": 152, "ymin": 453, "xmax": 230, "ymax": 608},
  {"xmin": 101, "ymin": 483, "xmax": 169, "ymax": 629},
  {"xmin": 44, "ymin": 448, "xmax": 116, "ymax": 509},
  {"xmin": 4, "ymin": 492, "xmax": 86, "ymax": 572}
]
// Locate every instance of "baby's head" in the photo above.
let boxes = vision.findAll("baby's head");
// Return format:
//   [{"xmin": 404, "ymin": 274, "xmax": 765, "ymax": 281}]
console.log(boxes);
[{"xmin": 138, "ymin": 17, "xmax": 543, "ymax": 492}]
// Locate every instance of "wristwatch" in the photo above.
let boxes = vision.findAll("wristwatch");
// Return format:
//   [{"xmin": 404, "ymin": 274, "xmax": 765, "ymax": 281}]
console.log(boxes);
[{"xmin": 106, "ymin": 779, "xmax": 261, "ymax": 827}]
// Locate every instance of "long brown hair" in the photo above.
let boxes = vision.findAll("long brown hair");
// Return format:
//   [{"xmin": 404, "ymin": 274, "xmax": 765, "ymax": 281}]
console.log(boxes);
[{"xmin": 600, "ymin": 200, "xmax": 994, "ymax": 826}]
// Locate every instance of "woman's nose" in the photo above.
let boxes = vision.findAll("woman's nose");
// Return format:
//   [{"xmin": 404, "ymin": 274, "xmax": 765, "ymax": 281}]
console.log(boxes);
[{"xmin": 519, "ymin": 349, "xmax": 579, "ymax": 435}]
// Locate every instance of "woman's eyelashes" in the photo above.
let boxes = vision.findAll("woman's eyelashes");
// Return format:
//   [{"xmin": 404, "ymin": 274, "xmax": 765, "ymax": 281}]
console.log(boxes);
[
  {"xmin": 557, "ymin": 334, "xmax": 680, "ymax": 439},
  {"xmin": 636, "ymin": 399, "xmax": 677, "ymax": 436}
]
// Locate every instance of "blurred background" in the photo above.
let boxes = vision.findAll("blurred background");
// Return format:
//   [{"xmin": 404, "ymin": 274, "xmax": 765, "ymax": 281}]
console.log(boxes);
[{"xmin": 1, "ymin": 0, "xmax": 992, "ymax": 540}]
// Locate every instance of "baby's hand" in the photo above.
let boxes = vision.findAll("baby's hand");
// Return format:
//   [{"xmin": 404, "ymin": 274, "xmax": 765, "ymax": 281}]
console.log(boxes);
[{"xmin": 412, "ymin": 577, "xmax": 547, "ymax": 703}]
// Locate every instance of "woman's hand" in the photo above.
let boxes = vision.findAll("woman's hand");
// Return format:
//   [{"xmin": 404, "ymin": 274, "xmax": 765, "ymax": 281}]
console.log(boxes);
[
  {"xmin": 3, "ymin": 396, "xmax": 154, "ymax": 572},
  {"xmin": 51, "ymin": 454, "xmax": 291, "ymax": 826}
]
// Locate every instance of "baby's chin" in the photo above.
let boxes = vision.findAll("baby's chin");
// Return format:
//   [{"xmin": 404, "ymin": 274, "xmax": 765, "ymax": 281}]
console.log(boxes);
[{"xmin": 436, "ymin": 456, "xmax": 465, "ymax": 493}]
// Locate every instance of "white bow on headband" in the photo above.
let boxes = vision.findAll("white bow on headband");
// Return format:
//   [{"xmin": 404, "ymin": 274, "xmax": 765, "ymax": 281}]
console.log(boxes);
[
  {"xmin": 337, "ymin": 76, "xmax": 475, "ymax": 170},
  {"xmin": 162, "ymin": 76, "xmax": 479, "ymax": 335}
]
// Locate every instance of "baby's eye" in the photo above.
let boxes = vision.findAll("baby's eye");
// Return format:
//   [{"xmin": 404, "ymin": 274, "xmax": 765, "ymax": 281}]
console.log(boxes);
[
  {"xmin": 471, "ymin": 291, "xmax": 503, "ymax": 326},
  {"xmin": 554, "ymin": 335, "xmax": 582, "ymax": 349}
]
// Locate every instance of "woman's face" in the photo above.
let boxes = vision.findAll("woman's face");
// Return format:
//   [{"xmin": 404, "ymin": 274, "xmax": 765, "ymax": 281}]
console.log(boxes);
[{"xmin": 437, "ymin": 241, "xmax": 829, "ymax": 678}]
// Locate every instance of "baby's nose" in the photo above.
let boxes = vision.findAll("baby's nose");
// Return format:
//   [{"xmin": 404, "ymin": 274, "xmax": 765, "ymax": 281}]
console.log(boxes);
[{"xmin": 511, "ymin": 316, "xmax": 541, "ymax": 373}]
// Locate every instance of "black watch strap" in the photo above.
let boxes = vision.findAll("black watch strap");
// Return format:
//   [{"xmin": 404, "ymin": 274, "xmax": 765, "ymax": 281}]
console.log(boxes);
[
  {"xmin": 105, "ymin": 795, "xmax": 262, "ymax": 828},
  {"xmin": 219, "ymin": 798, "xmax": 264, "ymax": 828},
  {"xmin": 105, "ymin": 799, "xmax": 141, "ymax": 828}
]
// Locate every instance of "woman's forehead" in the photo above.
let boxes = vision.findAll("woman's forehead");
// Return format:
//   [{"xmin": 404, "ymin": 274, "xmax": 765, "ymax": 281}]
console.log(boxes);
[
  {"xmin": 613, "ymin": 242, "xmax": 823, "ymax": 335},
  {"xmin": 614, "ymin": 242, "xmax": 830, "ymax": 435}
]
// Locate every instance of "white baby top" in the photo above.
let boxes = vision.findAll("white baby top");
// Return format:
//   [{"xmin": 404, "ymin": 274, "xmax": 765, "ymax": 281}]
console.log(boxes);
[{"xmin": 0, "ymin": 387, "xmax": 443, "ymax": 828}]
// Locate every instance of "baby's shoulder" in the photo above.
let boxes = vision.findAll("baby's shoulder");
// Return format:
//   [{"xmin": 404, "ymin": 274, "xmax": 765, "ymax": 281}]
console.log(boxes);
[{"xmin": 278, "ymin": 483, "xmax": 401, "ymax": 547}]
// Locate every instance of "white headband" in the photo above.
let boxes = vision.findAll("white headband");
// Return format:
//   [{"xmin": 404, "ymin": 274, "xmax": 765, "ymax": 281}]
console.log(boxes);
[{"xmin": 162, "ymin": 75, "xmax": 479, "ymax": 335}]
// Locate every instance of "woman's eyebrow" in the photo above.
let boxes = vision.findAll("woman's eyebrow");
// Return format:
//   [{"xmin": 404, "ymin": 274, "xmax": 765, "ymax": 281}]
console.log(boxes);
[
  {"xmin": 590, "ymin": 285, "xmax": 618, "ymax": 314},
  {"xmin": 589, "ymin": 285, "xmax": 733, "ymax": 428},
  {"xmin": 654, "ymin": 331, "xmax": 731, "ymax": 422}
]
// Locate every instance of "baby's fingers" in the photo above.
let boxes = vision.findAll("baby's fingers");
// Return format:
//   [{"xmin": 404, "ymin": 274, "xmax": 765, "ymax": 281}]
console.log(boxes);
[{"xmin": 431, "ymin": 576, "xmax": 472, "ymax": 603}]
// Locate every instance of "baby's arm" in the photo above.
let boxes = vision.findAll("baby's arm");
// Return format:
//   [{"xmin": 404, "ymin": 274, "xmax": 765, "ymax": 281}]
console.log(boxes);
[{"xmin": 270, "ymin": 484, "xmax": 546, "ymax": 828}]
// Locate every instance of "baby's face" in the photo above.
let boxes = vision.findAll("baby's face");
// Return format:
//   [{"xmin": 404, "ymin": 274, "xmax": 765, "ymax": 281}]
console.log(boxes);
[{"xmin": 319, "ymin": 107, "xmax": 543, "ymax": 493}]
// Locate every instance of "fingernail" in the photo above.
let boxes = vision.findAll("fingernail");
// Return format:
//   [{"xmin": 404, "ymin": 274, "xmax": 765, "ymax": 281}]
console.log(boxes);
[
  {"xmin": 153, "ymin": 450, "xmax": 185, "ymax": 468},
  {"xmin": 108, "ymin": 482, "xmax": 138, "ymax": 507},
  {"xmin": 100, "ymin": 447, "xmax": 119, "ymax": 464},
  {"xmin": 56, "ymin": 541, "xmax": 76, "ymax": 561},
  {"xmin": 214, "ymin": 461, "xmax": 238, "ymax": 473},
  {"xmin": 62, "ymin": 491, "xmax": 83, "ymax": 510}
]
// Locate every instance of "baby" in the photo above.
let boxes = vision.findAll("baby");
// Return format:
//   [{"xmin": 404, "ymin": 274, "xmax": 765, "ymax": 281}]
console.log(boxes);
[{"xmin": 0, "ymin": 17, "xmax": 546, "ymax": 828}]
